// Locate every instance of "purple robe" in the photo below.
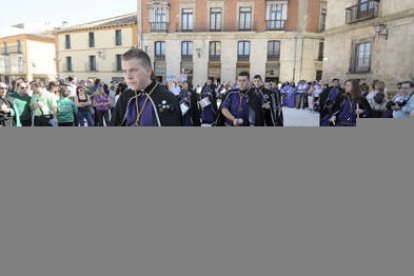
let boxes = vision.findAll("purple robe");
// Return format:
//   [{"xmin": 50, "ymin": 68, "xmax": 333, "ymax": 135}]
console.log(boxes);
[
  {"xmin": 286, "ymin": 86, "xmax": 297, "ymax": 108},
  {"xmin": 124, "ymin": 95, "xmax": 158, "ymax": 127}
]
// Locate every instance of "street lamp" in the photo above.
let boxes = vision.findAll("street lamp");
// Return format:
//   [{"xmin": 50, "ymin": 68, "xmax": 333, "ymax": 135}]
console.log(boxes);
[{"xmin": 374, "ymin": 23, "xmax": 388, "ymax": 40}]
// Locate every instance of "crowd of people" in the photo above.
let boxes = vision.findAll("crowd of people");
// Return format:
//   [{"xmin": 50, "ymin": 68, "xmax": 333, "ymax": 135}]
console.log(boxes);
[
  {"xmin": 1, "ymin": 48, "xmax": 413, "ymax": 127},
  {"xmin": 316, "ymin": 78, "xmax": 414, "ymax": 126},
  {"xmin": 0, "ymin": 77, "xmax": 127, "ymax": 127}
]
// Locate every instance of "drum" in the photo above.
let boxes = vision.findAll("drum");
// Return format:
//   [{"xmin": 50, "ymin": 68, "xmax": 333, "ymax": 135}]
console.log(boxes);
[
  {"xmin": 198, "ymin": 97, "xmax": 212, "ymax": 109},
  {"xmin": 180, "ymin": 101, "xmax": 190, "ymax": 116}
]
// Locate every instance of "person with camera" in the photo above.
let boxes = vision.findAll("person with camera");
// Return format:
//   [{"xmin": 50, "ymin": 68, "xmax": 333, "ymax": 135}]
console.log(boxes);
[
  {"xmin": 366, "ymin": 80, "xmax": 389, "ymax": 118},
  {"xmin": 389, "ymin": 81, "xmax": 414, "ymax": 119}
]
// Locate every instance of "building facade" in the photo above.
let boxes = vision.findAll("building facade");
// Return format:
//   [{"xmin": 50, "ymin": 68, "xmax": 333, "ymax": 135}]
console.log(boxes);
[
  {"xmin": 0, "ymin": 34, "xmax": 56, "ymax": 84},
  {"xmin": 139, "ymin": 0, "xmax": 327, "ymax": 86},
  {"xmin": 55, "ymin": 14, "xmax": 138, "ymax": 83},
  {"xmin": 322, "ymin": 0, "xmax": 414, "ymax": 90}
]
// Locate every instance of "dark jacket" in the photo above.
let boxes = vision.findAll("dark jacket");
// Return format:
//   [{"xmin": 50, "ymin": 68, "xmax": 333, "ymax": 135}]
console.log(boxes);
[
  {"xmin": 179, "ymin": 89, "xmax": 201, "ymax": 127},
  {"xmin": 259, "ymin": 87, "xmax": 284, "ymax": 127},
  {"xmin": 319, "ymin": 86, "xmax": 345, "ymax": 124},
  {"xmin": 110, "ymin": 81, "xmax": 182, "ymax": 127},
  {"xmin": 201, "ymin": 84, "xmax": 218, "ymax": 114},
  {"xmin": 0, "ymin": 96, "xmax": 16, "ymax": 127}
]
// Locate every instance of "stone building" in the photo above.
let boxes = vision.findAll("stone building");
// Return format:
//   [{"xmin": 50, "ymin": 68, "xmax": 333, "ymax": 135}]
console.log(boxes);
[
  {"xmin": 138, "ymin": 0, "xmax": 327, "ymax": 86},
  {"xmin": 322, "ymin": 0, "xmax": 414, "ymax": 90},
  {"xmin": 55, "ymin": 14, "xmax": 138, "ymax": 83},
  {"xmin": 0, "ymin": 34, "xmax": 56, "ymax": 84}
]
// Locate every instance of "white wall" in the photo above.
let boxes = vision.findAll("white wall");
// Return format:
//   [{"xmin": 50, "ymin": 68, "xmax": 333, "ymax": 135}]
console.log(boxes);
[{"xmin": 26, "ymin": 40, "xmax": 56, "ymax": 80}]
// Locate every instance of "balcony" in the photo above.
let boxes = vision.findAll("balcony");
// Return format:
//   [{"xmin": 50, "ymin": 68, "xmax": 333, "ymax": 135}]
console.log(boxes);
[
  {"xmin": 237, "ymin": 55, "xmax": 250, "ymax": 62},
  {"xmin": 267, "ymin": 55, "xmax": 280, "ymax": 61},
  {"xmin": 148, "ymin": 20, "xmax": 290, "ymax": 33},
  {"xmin": 174, "ymin": 21, "xmax": 260, "ymax": 33},
  {"xmin": 154, "ymin": 55, "xmax": 166, "ymax": 61},
  {"xmin": 181, "ymin": 55, "xmax": 193, "ymax": 61},
  {"xmin": 150, "ymin": 22, "xmax": 169, "ymax": 32},
  {"xmin": 266, "ymin": 20, "xmax": 286, "ymax": 31},
  {"xmin": 209, "ymin": 55, "xmax": 221, "ymax": 62},
  {"xmin": 346, "ymin": 1, "xmax": 379, "ymax": 24}
]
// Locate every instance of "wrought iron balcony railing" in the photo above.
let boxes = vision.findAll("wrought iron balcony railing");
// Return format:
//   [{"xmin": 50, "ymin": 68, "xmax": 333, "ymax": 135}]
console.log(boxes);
[{"xmin": 346, "ymin": 0, "xmax": 379, "ymax": 24}]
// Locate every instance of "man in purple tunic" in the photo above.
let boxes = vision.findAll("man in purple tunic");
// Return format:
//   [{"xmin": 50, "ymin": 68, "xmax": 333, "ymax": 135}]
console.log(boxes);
[
  {"xmin": 110, "ymin": 48, "xmax": 182, "ymax": 127},
  {"xmin": 200, "ymin": 77, "xmax": 218, "ymax": 125}
]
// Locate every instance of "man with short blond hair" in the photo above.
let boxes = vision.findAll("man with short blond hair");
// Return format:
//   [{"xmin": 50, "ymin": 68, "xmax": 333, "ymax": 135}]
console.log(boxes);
[
  {"xmin": 111, "ymin": 48, "xmax": 181, "ymax": 126},
  {"xmin": 29, "ymin": 81, "xmax": 58, "ymax": 126}
]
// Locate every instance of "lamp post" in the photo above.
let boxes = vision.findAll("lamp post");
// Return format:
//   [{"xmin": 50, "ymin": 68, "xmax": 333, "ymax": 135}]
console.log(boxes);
[
  {"xmin": 137, "ymin": 0, "xmax": 143, "ymax": 49},
  {"xmin": 374, "ymin": 23, "xmax": 388, "ymax": 40}
]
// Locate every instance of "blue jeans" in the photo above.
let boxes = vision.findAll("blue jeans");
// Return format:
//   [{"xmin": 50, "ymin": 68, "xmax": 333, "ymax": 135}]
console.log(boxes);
[
  {"xmin": 77, "ymin": 111, "xmax": 95, "ymax": 127},
  {"xmin": 296, "ymin": 93, "xmax": 306, "ymax": 109}
]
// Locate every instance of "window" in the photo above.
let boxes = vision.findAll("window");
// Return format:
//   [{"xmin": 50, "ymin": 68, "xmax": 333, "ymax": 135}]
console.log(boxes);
[
  {"xmin": 3, "ymin": 42, "xmax": 8, "ymax": 55},
  {"xmin": 89, "ymin": 56, "xmax": 97, "ymax": 71},
  {"xmin": 115, "ymin": 30, "xmax": 122, "ymax": 46},
  {"xmin": 238, "ymin": 41, "xmax": 250, "ymax": 61},
  {"xmin": 18, "ymin": 55, "xmax": 24, "ymax": 73},
  {"xmin": 239, "ymin": 7, "xmax": 252, "ymax": 31},
  {"xmin": 351, "ymin": 42, "xmax": 371, "ymax": 73},
  {"xmin": 318, "ymin": 41, "xmax": 325, "ymax": 61},
  {"xmin": 359, "ymin": 0, "xmax": 376, "ymax": 12},
  {"xmin": 210, "ymin": 8, "xmax": 222, "ymax": 31},
  {"xmin": 181, "ymin": 41, "xmax": 193, "ymax": 59},
  {"xmin": 209, "ymin": 41, "xmax": 221, "ymax": 61},
  {"xmin": 17, "ymin": 40, "xmax": 22, "ymax": 54},
  {"xmin": 3, "ymin": 55, "xmax": 10, "ymax": 72},
  {"xmin": 66, "ymin": 57, "xmax": 73, "ymax": 72},
  {"xmin": 155, "ymin": 41, "xmax": 166, "ymax": 60},
  {"xmin": 65, "ymin": 35, "xmax": 71, "ymax": 49},
  {"xmin": 319, "ymin": 8, "xmax": 327, "ymax": 32},
  {"xmin": 266, "ymin": 2, "xmax": 288, "ymax": 30},
  {"xmin": 116, "ymin": 55, "xmax": 122, "ymax": 71},
  {"xmin": 182, "ymin": 8, "xmax": 194, "ymax": 31},
  {"xmin": 316, "ymin": 70, "xmax": 323, "ymax": 81},
  {"xmin": 89, "ymin": 32, "xmax": 95, "ymax": 48},
  {"xmin": 268, "ymin": 41, "xmax": 281, "ymax": 60},
  {"xmin": 149, "ymin": 6, "xmax": 168, "ymax": 31}
]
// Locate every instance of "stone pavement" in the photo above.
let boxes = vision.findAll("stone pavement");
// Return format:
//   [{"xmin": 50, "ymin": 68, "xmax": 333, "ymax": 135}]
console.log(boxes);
[{"xmin": 282, "ymin": 107, "xmax": 320, "ymax": 127}]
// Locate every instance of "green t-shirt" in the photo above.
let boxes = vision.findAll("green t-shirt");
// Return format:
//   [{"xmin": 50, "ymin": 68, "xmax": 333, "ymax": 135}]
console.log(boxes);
[
  {"xmin": 30, "ymin": 91, "xmax": 58, "ymax": 117},
  {"xmin": 8, "ymin": 91, "xmax": 31, "ymax": 125},
  {"xmin": 57, "ymin": 98, "xmax": 78, "ymax": 123}
]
